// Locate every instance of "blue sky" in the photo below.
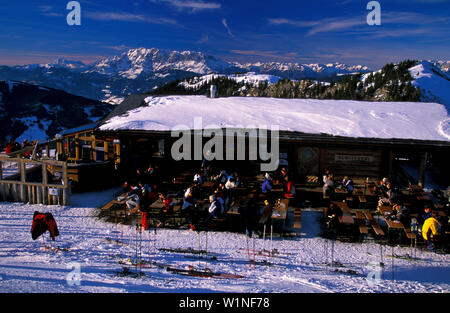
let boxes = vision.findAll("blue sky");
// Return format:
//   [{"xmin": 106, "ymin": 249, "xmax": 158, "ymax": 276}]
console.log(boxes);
[{"xmin": 0, "ymin": 0, "xmax": 449, "ymax": 68}]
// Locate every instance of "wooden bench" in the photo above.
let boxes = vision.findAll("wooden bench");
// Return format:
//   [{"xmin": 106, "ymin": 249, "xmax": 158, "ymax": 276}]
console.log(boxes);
[
  {"xmin": 100, "ymin": 192, "xmax": 127, "ymax": 210},
  {"xmin": 355, "ymin": 210, "xmax": 368, "ymax": 234},
  {"xmin": 358, "ymin": 195, "xmax": 367, "ymax": 209},
  {"xmin": 294, "ymin": 208, "xmax": 302, "ymax": 229},
  {"xmin": 404, "ymin": 228, "xmax": 416, "ymax": 240},
  {"xmin": 363, "ymin": 211, "xmax": 385, "ymax": 236},
  {"xmin": 333, "ymin": 201, "xmax": 351, "ymax": 214}
]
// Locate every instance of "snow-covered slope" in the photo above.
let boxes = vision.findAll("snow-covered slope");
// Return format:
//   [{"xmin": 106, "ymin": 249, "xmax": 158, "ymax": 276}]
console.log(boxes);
[
  {"xmin": 410, "ymin": 61, "xmax": 450, "ymax": 106},
  {"xmin": 100, "ymin": 95, "xmax": 449, "ymax": 142},
  {"xmin": 0, "ymin": 80, "xmax": 112, "ymax": 145}
]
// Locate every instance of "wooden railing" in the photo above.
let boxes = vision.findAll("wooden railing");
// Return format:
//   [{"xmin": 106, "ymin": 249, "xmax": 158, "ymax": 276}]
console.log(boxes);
[{"xmin": 0, "ymin": 156, "xmax": 70, "ymax": 205}]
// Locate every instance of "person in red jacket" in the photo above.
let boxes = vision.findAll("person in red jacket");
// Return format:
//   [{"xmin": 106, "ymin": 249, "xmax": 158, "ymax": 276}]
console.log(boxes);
[
  {"xmin": 31, "ymin": 211, "xmax": 59, "ymax": 241},
  {"xmin": 284, "ymin": 175, "xmax": 296, "ymax": 199},
  {"xmin": 4, "ymin": 139, "xmax": 16, "ymax": 154},
  {"xmin": 157, "ymin": 193, "xmax": 174, "ymax": 227}
]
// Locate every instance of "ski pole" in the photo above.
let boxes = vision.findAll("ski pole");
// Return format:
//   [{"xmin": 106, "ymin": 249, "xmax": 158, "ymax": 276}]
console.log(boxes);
[
  {"xmin": 147, "ymin": 230, "xmax": 152, "ymax": 263},
  {"xmin": 245, "ymin": 230, "xmax": 251, "ymax": 268},
  {"xmin": 252, "ymin": 232, "xmax": 256, "ymax": 268},
  {"xmin": 270, "ymin": 224, "xmax": 273, "ymax": 256},
  {"xmin": 198, "ymin": 231, "xmax": 201, "ymax": 268},
  {"xmin": 153, "ymin": 228, "xmax": 157, "ymax": 265},
  {"xmin": 263, "ymin": 224, "xmax": 266, "ymax": 252},
  {"xmin": 115, "ymin": 217, "xmax": 118, "ymax": 243}
]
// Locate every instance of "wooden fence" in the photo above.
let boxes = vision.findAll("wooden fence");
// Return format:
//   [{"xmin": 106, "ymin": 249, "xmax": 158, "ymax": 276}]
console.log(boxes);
[{"xmin": 0, "ymin": 156, "xmax": 70, "ymax": 205}]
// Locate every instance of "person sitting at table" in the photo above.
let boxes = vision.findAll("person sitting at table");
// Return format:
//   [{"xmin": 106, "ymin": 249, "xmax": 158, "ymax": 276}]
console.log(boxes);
[
  {"xmin": 326, "ymin": 202, "xmax": 343, "ymax": 229},
  {"xmin": 422, "ymin": 211, "xmax": 442, "ymax": 252},
  {"xmin": 125, "ymin": 181, "xmax": 141, "ymax": 215},
  {"xmin": 378, "ymin": 182, "xmax": 398, "ymax": 207},
  {"xmin": 275, "ymin": 167, "xmax": 288, "ymax": 186},
  {"xmin": 283, "ymin": 175, "xmax": 296, "ymax": 199},
  {"xmin": 182, "ymin": 184, "xmax": 199, "ymax": 211},
  {"xmin": 322, "ymin": 169, "xmax": 331, "ymax": 186},
  {"xmin": 342, "ymin": 176, "xmax": 354, "ymax": 196},
  {"xmin": 261, "ymin": 173, "xmax": 276, "ymax": 213},
  {"xmin": 215, "ymin": 169, "xmax": 230, "ymax": 185},
  {"xmin": 323, "ymin": 174, "xmax": 335, "ymax": 199},
  {"xmin": 191, "ymin": 195, "xmax": 223, "ymax": 231},
  {"xmin": 193, "ymin": 170, "xmax": 203, "ymax": 186},
  {"xmin": 225, "ymin": 171, "xmax": 241, "ymax": 190},
  {"xmin": 156, "ymin": 193, "xmax": 175, "ymax": 228},
  {"xmin": 387, "ymin": 203, "xmax": 410, "ymax": 226},
  {"xmin": 215, "ymin": 183, "xmax": 230, "ymax": 214},
  {"xmin": 372, "ymin": 177, "xmax": 389, "ymax": 197}
]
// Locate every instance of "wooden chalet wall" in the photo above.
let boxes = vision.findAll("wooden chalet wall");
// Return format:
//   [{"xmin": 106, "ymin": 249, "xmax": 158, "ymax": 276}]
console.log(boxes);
[{"xmin": 320, "ymin": 147, "xmax": 383, "ymax": 179}]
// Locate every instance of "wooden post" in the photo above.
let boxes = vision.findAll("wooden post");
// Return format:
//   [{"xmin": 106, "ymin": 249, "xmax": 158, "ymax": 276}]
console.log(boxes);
[
  {"xmin": 42, "ymin": 163, "xmax": 48, "ymax": 205},
  {"xmin": 62, "ymin": 162, "xmax": 69, "ymax": 206},
  {"xmin": 418, "ymin": 152, "xmax": 428, "ymax": 188},
  {"xmin": 56, "ymin": 141, "xmax": 62, "ymax": 156},
  {"xmin": 20, "ymin": 159, "xmax": 27, "ymax": 203},
  {"xmin": 0, "ymin": 184, "xmax": 4, "ymax": 201},
  {"xmin": 92, "ymin": 137, "xmax": 96, "ymax": 161},
  {"xmin": 104, "ymin": 141, "xmax": 109, "ymax": 161},
  {"xmin": 75, "ymin": 135, "xmax": 80, "ymax": 161},
  {"xmin": 37, "ymin": 186, "xmax": 42, "ymax": 204}
]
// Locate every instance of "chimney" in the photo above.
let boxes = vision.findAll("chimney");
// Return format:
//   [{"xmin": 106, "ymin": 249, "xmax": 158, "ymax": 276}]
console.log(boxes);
[{"xmin": 210, "ymin": 85, "xmax": 217, "ymax": 98}]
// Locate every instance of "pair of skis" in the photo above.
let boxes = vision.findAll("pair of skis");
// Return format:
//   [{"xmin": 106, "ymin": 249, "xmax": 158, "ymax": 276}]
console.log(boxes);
[{"xmin": 41, "ymin": 236, "xmax": 71, "ymax": 253}]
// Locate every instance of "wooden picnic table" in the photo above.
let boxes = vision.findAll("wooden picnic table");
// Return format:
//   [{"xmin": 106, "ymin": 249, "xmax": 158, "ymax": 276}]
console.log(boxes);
[
  {"xmin": 384, "ymin": 218, "xmax": 404, "ymax": 229},
  {"xmin": 202, "ymin": 181, "xmax": 215, "ymax": 188},
  {"xmin": 332, "ymin": 201, "xmax": 351, "ymax": 213},
  {"xmin": 339, "ymin": 214, "xmax": 354, "ymax": 225},
  {"xmin": 378, "ymin": 205, "xmax": 393, "ymax": 215},
  {"xmin": 335, "ymin": 188, "xmax": 347, "ymax": 194},
  {"xmin": 271, "ymin": 199, "xmax": 289, "ymax": 220},
  {"xmin": 149, "ymin": 200, "xmax": 165, "ymax": 210},
  {"xmin": 100, "ymin": 192, "xmax": 128, "ymax": 210}
]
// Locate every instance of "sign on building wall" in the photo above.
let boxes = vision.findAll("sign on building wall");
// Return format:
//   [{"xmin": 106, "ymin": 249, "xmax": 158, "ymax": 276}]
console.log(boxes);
[{"xmin": 334, "ymin": 154, "xmax": 374, "ymax": 163}]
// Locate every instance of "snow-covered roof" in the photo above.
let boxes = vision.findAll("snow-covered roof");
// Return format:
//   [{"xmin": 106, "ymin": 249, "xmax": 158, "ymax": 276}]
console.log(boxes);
[{"xmin": 99, "ymin": 95, "xmax": 450, "ymax": 142}]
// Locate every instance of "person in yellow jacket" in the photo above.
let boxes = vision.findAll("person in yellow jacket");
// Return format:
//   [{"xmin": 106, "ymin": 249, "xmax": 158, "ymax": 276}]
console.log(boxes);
[{"xmin": 422, "ymin": 212, "xmax": 442, "ymax": 252}]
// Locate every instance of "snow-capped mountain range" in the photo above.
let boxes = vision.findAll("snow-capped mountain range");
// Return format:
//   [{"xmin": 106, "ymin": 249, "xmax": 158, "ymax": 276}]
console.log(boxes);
[
  {"xmin": 0, "ymin": 47, "xmax": 448, "ymax": 106},
  {"xmin": 0, "ymin": 47, "xmax": 375, "ymax": 103}
]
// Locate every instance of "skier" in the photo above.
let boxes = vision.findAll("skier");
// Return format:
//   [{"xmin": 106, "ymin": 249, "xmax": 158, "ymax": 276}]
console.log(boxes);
[
  {"xmin": 192, "ymin": 195, "xmax": 223, "ymax": 230},
  {"xmin": 137, "ymin": 182, "xmax": 152, "ymax": 231},
  {"xmin": 422, "ymin": 211, "xmax": 442, "ymax": 252}
]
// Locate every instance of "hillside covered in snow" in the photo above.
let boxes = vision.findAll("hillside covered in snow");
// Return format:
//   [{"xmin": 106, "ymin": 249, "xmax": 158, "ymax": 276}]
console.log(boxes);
[
  {"xmin": 0, "ymin": 80, "xmax": 112, "ymax": 145},
  {"xmin": 0, "ymin": 189, "xmax": 449, "ymax": 293}
]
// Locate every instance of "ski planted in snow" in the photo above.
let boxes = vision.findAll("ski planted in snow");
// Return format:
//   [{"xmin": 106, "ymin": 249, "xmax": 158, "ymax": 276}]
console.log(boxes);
[{"xmin": 165, "ymin": 266, "xmax": 245, "ymax": 279}]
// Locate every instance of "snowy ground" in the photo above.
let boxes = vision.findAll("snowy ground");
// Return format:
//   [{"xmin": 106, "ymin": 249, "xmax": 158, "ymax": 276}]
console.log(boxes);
[{"xmin": 0, "ymin": 188, "xmax": 449, "ymax": 293}]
